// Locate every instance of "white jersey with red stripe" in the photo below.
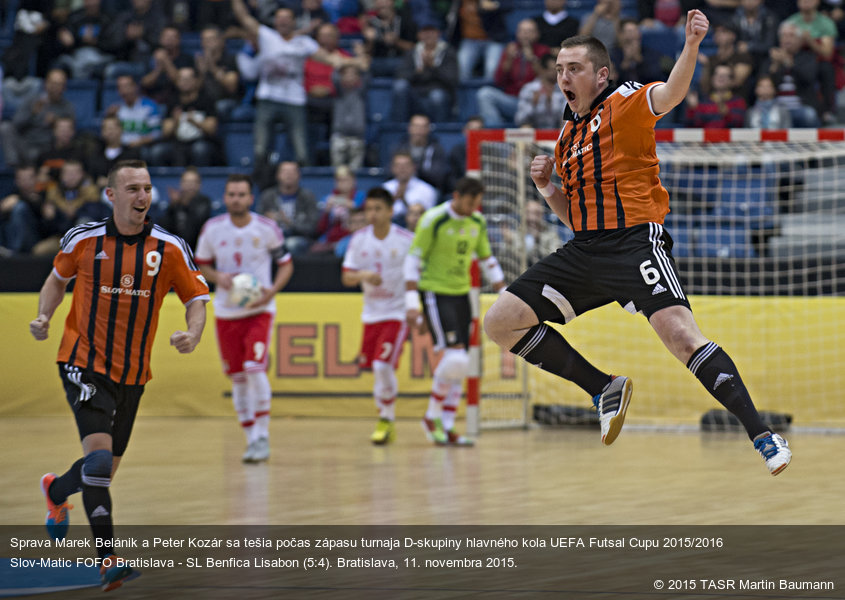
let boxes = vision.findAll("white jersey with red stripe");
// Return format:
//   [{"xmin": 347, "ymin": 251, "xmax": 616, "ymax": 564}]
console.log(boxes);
[
  {"xmin": 342, "ymin": 223, "xmax": 414, "ymax": 324},
  {"xmin": 195, "ymin": 212, "xmax": 291, "ymax": 320}
]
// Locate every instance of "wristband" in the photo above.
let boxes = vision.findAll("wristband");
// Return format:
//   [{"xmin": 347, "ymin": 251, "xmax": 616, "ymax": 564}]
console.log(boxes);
[
  {"xmin": 536, "ymin": 183, "xmax": 556, "ymax": 198},
  {"xmin": 405, "ymin": 290, "xmax": 420, "ymax": 311}
]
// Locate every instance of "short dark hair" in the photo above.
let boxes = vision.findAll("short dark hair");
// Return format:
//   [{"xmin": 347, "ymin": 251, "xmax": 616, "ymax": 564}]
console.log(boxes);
[
  {"xmin": 226, "ymin": 173, "xmax": 253, "ymax": 189},
  {"xmin": 559, "ymin": 35, "xmax": 611, "ymax": 72},
  {"xmin": 455, "ymin": 177, "xmax": 484, "ymax": 197},
  {"xmin": 365, "ymin": 187, "xmax": 393, "ymax": 208},
  {"xmin": 107, "ymin": 159, "xmax": 147, "ymax": 189}
]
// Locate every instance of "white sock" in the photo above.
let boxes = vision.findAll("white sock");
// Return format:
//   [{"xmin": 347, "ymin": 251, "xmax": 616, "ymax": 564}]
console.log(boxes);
[
  {"xmin": 246, "ymin": 371, "xmax": 271, "ymax": 441},
  {"xmin": 441, "ymin": 383, "xmax": 462, "ymax": 431},
  {"xmin": 231, "ymin": 374, "xmax": 254, "ymax": 442}
]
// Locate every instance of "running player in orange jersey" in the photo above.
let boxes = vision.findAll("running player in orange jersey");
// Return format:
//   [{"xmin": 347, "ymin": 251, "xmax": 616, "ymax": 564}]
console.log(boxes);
[
  {"xmin": 484, "ymin": 11, "xmax": 791, "ymax": 476},
  {"xmin": 29, "ymin": 160, "xmax": 209, "ymax": 590}
]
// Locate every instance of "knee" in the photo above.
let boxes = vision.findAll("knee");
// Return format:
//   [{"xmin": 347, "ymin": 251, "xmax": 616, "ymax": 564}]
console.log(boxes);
[
  {"xmin": 477, "ymin": 86, "xmax": 495, "ymax": 104},
  {"xmin": 372, "ymin": 360, "xmax": 398, "ymax": 398},
  {"xmin": 435, "ymin": 348, "xmax": 470, "ymax": 382},
  {"xmin": 82, "ymin": 449, "xmax": 113, "ymax": 487}
]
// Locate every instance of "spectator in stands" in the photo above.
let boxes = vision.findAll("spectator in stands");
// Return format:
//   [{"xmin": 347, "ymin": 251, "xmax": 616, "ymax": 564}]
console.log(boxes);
[
  {"xmin": 296, "ymin": 0, "xmax": 331, "ymax": 38},
  {"xmin": 698, "ymin": 22, "xmax": 754, "ymax": 100},
  {"xmin": 361, "ymin": 0, "xmax": 418, "ymax": 77},
  {"xmin": 452, "ymin": 0, "xmax": 510, "ymax": 80},
  {"xmin": 404, "ymin": 201, "xmax": 426, "ymax": 233},
  {"xmin": 447, "ymin": 115, "xmax": 484, "ymax": 193},
  {"xmin": 390, "ymin": 18, "xmax": 459, "ymax": 123},
  {"xmin": 86, "ymin": 115, "xmax": 142, "ymax": 189},
  {"xmin": 305, "ymin": 23, "xmax": 370, "ymax": 133},
  {"xmin": 105, "ymin": 74, "xmax": 163, "ymax": 164},
  {"xmin": 157, "ymin": 167, "xmax": 212, "ymax": 251},
  {"xmin": 0, "ymin": 0, "xmax": 50, "ymax": 81},
  {"xmin": 332, "ymin": 206, "xmax": 368, "ymax": 258},
  {"xmin": 684, "ymin": 63, "xmax": 747, "ymax": 128},
  {"xmin": 533, "ymin": 0, "xmax": 579, "ymax": 49},
  {"xmin": 477, "ymin": 18, "xmax": 548, "ymax": 126},
  {"xmin": 0, "ymin": 68, "xmax": 75, "ymax": 169},
  {"xmin": 36, "ymin": 116, "xmax": 86, "ymax": 187},
  {"xmin": 732, "ymin": 0, "xmax": 779, "ymax": 72},
  {"xmin": 101, "ymin": 0, "xmax": 167, "ymax": 80},
  {"xmin": 158, "ymin": 66, "xmax": 221, "ymax": 167},
  {"xmin": 196, "ymin": 0, "xmax": 237, "ymax": 34},
  {"xmin": 636, "ymin": 0, "xmax": 683, "ymax": 29},
  {"xmin": 785, "ymin": 0, "xmax": 838, "ymax": 124},
  {"xmin": 611, "ymin": 19, "xmax": 666, "ymax": 85},
  {"xmin": 194, "ymin": 25, "xmax": 241, "ymax": 121},
  {"xmin": 762, "ymin": 21, "xmax": 822, "ymax": 127},
  {"xmin": 140, "ymin": 25, "xmax": 193, "ymax": 107},
  {"xmin": 523, "ymin": 199, "xmax": 562, "ymax": 266},
  {"xmin": 257, "ymin": 161, "xmax": 321, "ymax": 255},
  {"xmin": 32, "ymin": 159, "xmax": 108, "ymax": 256},
  {"xmin": 382, "ymin": 151, "xmax": 439, "ymax": 227},
  {"xmin": 389, "ymin": 114, "xmax": 451, "ymax": 191},
  {"xmin": 53, "ymin": 0, "xmax": 115, "ymax": 80},
  {"xmin": 231, "ymin": 0, "xmax": 359, "ymax": 172},
  {"xmin": 330, "ymin": 64, "xmax": 368, "ymax": 171},
  {"xmin": 579, "ymin": 0, "xmax": 621, "ymax": 52},
  {"xmin": 311, "ymin": 165, "xmax": 363, "ymax": 254},
  {"xmin": 745, "ymin": 75, "xmax": 792, "ymax": 129},
  {"xmin": 0, "ymin": 165, "xmax": 47, "ymax": 255},
  {"xmin": 515, "ymin": 52, "xmax": 566, "ymax": 129}
]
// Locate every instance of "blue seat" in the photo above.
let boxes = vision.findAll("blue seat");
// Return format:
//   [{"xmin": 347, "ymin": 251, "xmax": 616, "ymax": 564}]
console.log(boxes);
[
  {"xmin": 696, "ymin": 225, "xmax": 757, "ymax": 259},
  {"xmin": 366, "ymin": 78, "xmax": 394, "ymax": 123},
  {"xmin": 65, "ymin": 80, "xmax": 100, "ymax": 129},
  {"xmin": 714, "ymin": 176, "xmax": 776, "ymax": 229},
  {"xmin": 99, "ymin": 81, "xmax": 120, "ymax": 115},
  {"xmin": 221, "ymin": 122, "xmax": 254, "ymax": 168},
  {"xmin": 457, "ymin": 79, "xmax": 487, "ymax": 122},
  {"xmin": 641, "ymin": 29, "xmax": 681, "ymax": 59},
  {"xmin": 180, "ymin": 31, "xmax": 201, "ymax": 56}
]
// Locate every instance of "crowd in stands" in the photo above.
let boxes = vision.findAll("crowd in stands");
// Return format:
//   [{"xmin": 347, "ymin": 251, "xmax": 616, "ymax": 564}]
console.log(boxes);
[{"xmin": 1, "ymin": 0, "xmax": 844, "ymax": 259}]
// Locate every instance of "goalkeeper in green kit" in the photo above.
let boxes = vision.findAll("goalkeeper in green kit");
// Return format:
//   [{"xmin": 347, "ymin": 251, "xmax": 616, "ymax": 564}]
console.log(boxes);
[{"xmin": 404, "ymin": 177, "xmax": 506, "ymax": 445}]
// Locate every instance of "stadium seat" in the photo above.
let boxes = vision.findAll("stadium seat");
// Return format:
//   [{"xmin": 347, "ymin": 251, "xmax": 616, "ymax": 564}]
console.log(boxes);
[
  {"xmin": 714, "ymin": 176, "xmax": 776, "ymax": 229},
  {"xmin": 366, "ymin": 78, "xmax": 393, "ymax": 123},
  {"xmin": 221, "ymin": 122, "xmax": 255, "ymax": 168},
  {"xmin": 457, "ymin": 79, "xmax": 487, "ymax": 122},
  {"xmin": 641, "ymin": 29, "xmax": 681, "ymax": 59},
  {"xmin": 99, "ymin": 81, "xmax": 120, "ymax": 115},
  {"xmin": 65, "ymin": 80, "xmax": 100, "ymax": 130},
  {"xmin": 695, "ymin": 224, "xmax": 757, "ymax": 259}
]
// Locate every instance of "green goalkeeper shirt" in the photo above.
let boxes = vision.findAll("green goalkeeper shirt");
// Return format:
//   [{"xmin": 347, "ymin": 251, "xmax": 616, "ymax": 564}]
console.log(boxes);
[{"xmin": 409, "ymin": 203, "xmax": 494, "ymax": 296}]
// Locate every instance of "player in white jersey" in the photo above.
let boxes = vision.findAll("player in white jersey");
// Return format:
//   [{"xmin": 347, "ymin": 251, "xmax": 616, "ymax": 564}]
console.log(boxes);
[
  {"xmin": 342, "ymin": 188, "xmax": 415, "ymax": 444},
  {"xmin": 195, "ymin": 174, "xmax": 294, "ymax": 462}
]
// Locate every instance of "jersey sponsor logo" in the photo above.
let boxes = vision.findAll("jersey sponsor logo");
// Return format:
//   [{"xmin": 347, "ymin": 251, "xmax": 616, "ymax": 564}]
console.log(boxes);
[
  {"xmin": 95, "ymin": 250, "xmax": 109, "ymax": 260},
  {"xmin": 121, "ymin": 274, "xmax": 134, "ymax": 288},
  {"xmin": 713, "ymin": 373, "xmax": 734, "ymax": 390},
  {"xmin": 570, "ymin": 141, "xmax": 594, "ymax": 159},
  {"xmin": 101, "ymin": 285, "xmax": 151, "ymax": 297}
]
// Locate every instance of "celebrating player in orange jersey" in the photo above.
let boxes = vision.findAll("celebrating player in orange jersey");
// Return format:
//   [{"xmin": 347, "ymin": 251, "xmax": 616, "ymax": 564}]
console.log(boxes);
[
  {"xmin": 30, "ymin": 160, "xmax": 209, "ymax": 590},
  {"xmin": 484, "ymin": 11, "xmax": 791, "ymax": 475}
]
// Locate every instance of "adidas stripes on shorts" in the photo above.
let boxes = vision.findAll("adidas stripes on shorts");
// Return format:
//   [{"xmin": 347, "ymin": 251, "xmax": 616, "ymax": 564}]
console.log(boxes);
[{"xmin": 506, "ymin": 222, "xmax": 691, "ymax": 322}]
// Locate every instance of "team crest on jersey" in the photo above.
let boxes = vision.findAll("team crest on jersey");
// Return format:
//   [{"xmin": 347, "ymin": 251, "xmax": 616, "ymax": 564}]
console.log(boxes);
[
  {"xmin": 253, "ymin": 237, "xmax": 261, "ymax": 248},
  {"xmin": 235, "ymin": 237, "xmax": 243, "ymax": 246},
  {"xmin": 121, "ymin": 274, "xmax": 134, "ymax": 288}
]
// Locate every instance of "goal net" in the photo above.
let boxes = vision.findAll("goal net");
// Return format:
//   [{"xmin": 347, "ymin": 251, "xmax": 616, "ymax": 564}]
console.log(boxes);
[{"xmin": 467, "ymin": 128, "xmax": 845, "ymax": 431}]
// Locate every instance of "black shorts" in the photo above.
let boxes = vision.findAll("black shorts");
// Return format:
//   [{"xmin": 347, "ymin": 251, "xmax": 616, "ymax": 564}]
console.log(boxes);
[
  {"xmin": 507, "ymin": 223, "xmax": 691, "ymax": 322},
  {"xmin": 58, "ymin": 363, "xmax": 144, "ymax": 457},
  {"xmin": 421, "ymin": 291, "xmax": 472, "ymax": 349}
]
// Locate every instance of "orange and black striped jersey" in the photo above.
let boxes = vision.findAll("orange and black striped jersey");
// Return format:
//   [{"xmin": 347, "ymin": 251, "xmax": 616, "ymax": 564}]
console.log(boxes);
[
  {"xmin": 53, "ymin": 217, "xmax": 210, "ymax": 385},
  {"xmin": 555, "ymin": 81, "xmax": 670, "ymax": 232}
]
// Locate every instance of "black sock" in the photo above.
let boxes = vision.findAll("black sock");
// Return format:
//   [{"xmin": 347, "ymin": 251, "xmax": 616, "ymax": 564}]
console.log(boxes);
[
  {"xmin": 511, "ymin": 324, "xmax": 611, "ymax": 397},
  {"xmin": 687, "ymin": 342, "xmax": 768, "ymax": 440},
  {"xmin": 83, "ymin": 484, "xmax": 114, "ymax": 558},
  {"xmin": 49, "ymin": 458, "xmax": 84, "ymax": 505}
]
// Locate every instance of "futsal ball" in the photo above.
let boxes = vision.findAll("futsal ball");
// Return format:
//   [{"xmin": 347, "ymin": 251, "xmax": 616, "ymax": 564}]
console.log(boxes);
[{"xmin": 229, "ymin": 273, "xmax": 263, "ymax": 307}]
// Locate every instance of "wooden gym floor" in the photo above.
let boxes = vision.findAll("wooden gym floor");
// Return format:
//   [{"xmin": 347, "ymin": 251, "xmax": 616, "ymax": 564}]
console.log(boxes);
[{"xmin": 1, "ymin": 416, "xmax": 842, "ymax": 526}]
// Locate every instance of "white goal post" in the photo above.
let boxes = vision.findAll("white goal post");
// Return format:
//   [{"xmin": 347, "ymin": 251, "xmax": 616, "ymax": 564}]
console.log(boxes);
[{"xmin": 465, "ymin": 128, "xmax": 845, "ymax": 433}]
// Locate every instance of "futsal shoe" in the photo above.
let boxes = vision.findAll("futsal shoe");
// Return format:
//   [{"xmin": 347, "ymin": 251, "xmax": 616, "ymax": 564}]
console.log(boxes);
[
  {"xmin": 371, "ymin": 419, "xmax": 395, "ymax": 445},
  {"xmin": 440, "ymin": 430, "xmax": 475, "ymax": 447},
  {"xmin": 592, "ymin": 375, "xmax": 633, "ymax": 445},
  {"xmin": 753, "ymin": 432, "xmax": 791, "ymax": 476},
  {"xmin": 421, "ymin": 417, "xmax": 447, "ymax": 445},
  {"xmin": 100, "ymin": 554, "xmax": 139, "ymax": 592},
  {"xmin": 252, "ymin": 437, "xmax": 270, "ymax": 462},
  {"xmin": 242, "ymin": 440, "xmax": 257, "ymax": 463},
  {"xmin": 40, "ymin": 473, "xmax": 72, "ymax": 540}
]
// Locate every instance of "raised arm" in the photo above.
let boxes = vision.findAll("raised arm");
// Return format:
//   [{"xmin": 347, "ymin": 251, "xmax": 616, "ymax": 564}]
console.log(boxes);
[
  {"xmin": 650, "ymin": 10, "xmax": 709, "ymax": 115},
  {"xmin": 231, "ymin": 0, "xmax": 260, "ymax": 40}
]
